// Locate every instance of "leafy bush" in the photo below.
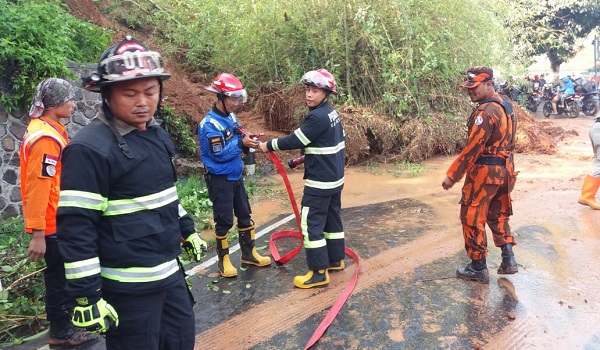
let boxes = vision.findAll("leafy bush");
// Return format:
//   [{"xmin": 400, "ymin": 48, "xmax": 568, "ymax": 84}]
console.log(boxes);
[
  {"xmin": 176, "ymin": 175, "xmax": 213, "ymax": 231},
  {"xmin": 0, "ymin": 217, "xmax": 46, "ymax": 346},
  {"xmin": 158, "ymin": 103, "xmax": 199, "ymax": 158},
  {"xmin": 0, "ymin": 0, "xmax": 110, "ymax": 112}
]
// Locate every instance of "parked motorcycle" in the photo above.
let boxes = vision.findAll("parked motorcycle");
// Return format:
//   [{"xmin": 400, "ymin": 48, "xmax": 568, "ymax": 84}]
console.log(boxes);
[
  {"xmin": 542, "ymin": 93, "xmax": 581, "ymax": 118},
  {"xmin": 526, "ymin": 91, "xmax": 541, "ymax": 112},
  {"xmin": 580, "ymin": 91, "xmax": 599, "ymax": 116}
]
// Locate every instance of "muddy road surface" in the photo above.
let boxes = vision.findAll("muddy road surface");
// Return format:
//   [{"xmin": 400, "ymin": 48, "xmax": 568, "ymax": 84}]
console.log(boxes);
[{"xmin": 9, "ymin": 112, "xmax": 600, "ymax": 350}]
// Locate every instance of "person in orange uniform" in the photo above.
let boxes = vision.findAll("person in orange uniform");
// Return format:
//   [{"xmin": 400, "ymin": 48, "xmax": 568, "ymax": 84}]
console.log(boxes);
[
  {"xmin": 441, "ymin": 66, "xmax": 519, "ymax": 284},
  {"xmin": 20, "ymin": 78, "xmax": 99, "ymax": 348}
]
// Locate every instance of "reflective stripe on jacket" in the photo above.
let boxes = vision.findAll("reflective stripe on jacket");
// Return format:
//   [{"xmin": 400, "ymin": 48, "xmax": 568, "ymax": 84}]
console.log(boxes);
[{"xmin": 267, "ymin": 100, "xmax": 345, "ymax": 196}]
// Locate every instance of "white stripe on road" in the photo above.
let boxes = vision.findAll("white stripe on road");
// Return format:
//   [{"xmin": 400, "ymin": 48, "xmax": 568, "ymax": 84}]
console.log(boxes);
[{"xmin": 185, "ymin": 213, "xmax": 296, "ymax": 277}]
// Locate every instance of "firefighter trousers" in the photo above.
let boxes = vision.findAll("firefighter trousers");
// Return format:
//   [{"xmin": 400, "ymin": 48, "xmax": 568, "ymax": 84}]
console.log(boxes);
[
  {"xmin": 207, "ymin": 176, "xmax": 252, "ymax": 235},
  {"xmin": 103, "ymin": 274, "xmax": 195, "ymax": 350},
  {"xmin": 300, "ymin": 192, "xmax": 345, "ymax": 271}
]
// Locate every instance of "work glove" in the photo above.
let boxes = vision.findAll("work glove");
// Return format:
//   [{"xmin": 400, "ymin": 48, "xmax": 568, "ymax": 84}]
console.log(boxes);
[
  {"xmin": 182, "ymin": 232, "xmax": 208, "ymax": 262},
  {"xmin": 72, "ymin": 297, "xmax": 119, "ymax": 333}
]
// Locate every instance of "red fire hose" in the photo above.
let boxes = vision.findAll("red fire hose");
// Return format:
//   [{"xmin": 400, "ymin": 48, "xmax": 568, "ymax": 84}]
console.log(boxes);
[{"xmin": 267, "ymin": 152, "xmax": 361, "ymax": 350}]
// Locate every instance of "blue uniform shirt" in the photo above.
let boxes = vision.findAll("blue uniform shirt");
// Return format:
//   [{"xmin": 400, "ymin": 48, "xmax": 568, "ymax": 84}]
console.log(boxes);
[{"xmin": 198, "ymin": 107, "xmax": 246, "ymax": 181}]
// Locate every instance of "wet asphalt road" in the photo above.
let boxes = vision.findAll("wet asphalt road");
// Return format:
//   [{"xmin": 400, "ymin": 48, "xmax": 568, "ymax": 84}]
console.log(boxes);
[{"xmin": 6, "ymin": 99, "xmax": 600, "ymax": 350}]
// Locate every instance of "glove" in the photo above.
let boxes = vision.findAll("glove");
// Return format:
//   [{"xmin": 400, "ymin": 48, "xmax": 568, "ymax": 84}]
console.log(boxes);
[
  {"xmin": 72, "ymin": 297, "xmax": 119, "ymax": 333},
  {"xmin": 182, "ymin": 233, "xmax": 208, "ymax": 262}
]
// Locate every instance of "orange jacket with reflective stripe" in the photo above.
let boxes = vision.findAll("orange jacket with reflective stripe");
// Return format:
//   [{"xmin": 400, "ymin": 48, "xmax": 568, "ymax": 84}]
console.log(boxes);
[{"xmin": 19, "ymin": 117, "xmax": 69, "ymax": 235}]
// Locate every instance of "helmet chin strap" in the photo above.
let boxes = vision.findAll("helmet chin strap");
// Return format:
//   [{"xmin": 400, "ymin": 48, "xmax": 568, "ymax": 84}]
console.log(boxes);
[{"xmin": 221, "ymin": 99, "xmax": 230, "ymax": 115}]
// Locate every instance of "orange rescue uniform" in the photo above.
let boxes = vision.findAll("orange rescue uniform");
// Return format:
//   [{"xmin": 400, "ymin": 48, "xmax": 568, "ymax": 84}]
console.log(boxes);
[
  {"xmin": 20, "ymin": 117, "xmax": 69, "ymax": 235},
  {"xmin": 446, "ymin": 93, "xmax": 517, "ymax": 260}
]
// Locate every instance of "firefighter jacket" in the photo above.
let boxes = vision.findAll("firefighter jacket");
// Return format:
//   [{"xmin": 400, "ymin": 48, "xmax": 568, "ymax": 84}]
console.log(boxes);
[
  {"xmin": 56, "ymin": 112, "xmax": 196, "ymax": 303},
  {"xmin": 266, "ymin": 100, "xmax": 345, "ymax": 196},
  {"xmin": 198, "ymin": 107, "xmax": 248, "ymax": 181},
  {"xmin": 20, "ymin": 117, "xmax": 69, "ymax": 235},
  {"xmin": 446, "ymin": 92, "xmax": 515, "ymax": 199}
]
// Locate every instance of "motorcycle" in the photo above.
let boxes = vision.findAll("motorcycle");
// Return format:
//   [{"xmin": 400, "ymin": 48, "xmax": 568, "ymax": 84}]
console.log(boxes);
[
  {"xmin": 580, "ymin": 91, "xmax": 599, "ymax": 116},
  {"xmin": 526, "ymin": 91, "xmax": 541, "ymax": 112},
  {"xmin": 542, "ymin": 93, "xmax": 581, "ymax": 118}
]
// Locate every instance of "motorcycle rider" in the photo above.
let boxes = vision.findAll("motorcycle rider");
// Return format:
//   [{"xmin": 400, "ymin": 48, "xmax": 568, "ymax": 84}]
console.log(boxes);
[{"xmin": 551, "ymin": 76, "xmax": 575, "ymax": 115}]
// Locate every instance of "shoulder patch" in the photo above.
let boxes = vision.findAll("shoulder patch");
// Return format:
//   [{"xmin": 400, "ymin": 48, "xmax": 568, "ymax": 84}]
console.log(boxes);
[
  {"xmin": 474, "ymin": 116, "xmax": 484, "ymax": 126},
  {"xmin": 209, "ymin": 136, "xmax": 224, "ymax": 153},
  {"xmin": 41, "ymin": 154, "xmax": 59, "ymax": 177}
]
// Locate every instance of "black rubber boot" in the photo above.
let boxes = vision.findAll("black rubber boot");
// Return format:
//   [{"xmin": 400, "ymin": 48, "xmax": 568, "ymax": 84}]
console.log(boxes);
[
  {"xmin": 456, "ymin": 258, "xmax": 489, "ymax": 284},
  {"xmin": 497, "ymin": 244, "xmax": 518, "ymax": 274},
  {"xmin": 239, "ymin": 225, "xmax": 271, "ymax": 267}
]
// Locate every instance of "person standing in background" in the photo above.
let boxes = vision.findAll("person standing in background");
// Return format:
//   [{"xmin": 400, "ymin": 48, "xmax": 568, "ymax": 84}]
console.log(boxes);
[
  {"xmin": 578, "ymin": 116, "xmax": 600, "ymax": 209},
  {"xmin": 442, "ymin": 66, "xmax": 519, "ymax": 284},
  {"xmin": 20, "ymin": 78, "xmax": 100, "ymax": 348}
]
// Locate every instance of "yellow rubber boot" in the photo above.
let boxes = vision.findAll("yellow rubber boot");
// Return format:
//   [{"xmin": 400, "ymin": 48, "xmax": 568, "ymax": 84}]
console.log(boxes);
[
  {"xmin": 239, "ymin": 225, "xmax": 271, "ymax": 267},
  {"xmin": 293, "ymin": 269, "xmax": 329, "ymax": 289},
  {"xmin": 328, "ymin": 260, "xmax": 345, "ymax": 272},
  {"xmin": 216, "ymin": 236, "xmax": 237, "ymax": 277},
  {"xmin": 578, "ymin": 175, "xmax": 600, "ymax": 210}
]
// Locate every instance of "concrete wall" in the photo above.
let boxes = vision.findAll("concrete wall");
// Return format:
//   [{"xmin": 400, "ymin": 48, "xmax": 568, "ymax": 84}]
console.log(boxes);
[{"xmin": 0, "ymin": 62, "xmax": 101, "ymax": 219}]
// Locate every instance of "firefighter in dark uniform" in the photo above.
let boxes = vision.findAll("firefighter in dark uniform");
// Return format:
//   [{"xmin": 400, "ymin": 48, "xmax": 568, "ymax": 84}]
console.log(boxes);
[
  {"xmin": 198, "ymin": 73, "xmax": 271, "ymax": 278},
  {"xmin": 259, "ymin": 69, "xmax": 346, "ymax": 289},
  {"xmin": 56, "ymin": 36, "xmax": 207, "ymax": 349},
  {"xmin": 442, "ymin": 66, "xmax": 518, "ymax": 284}
]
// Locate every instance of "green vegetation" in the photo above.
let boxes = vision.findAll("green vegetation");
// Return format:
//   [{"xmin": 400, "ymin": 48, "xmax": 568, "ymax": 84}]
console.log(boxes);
[
  {"xmin": 99, "ymin": 0, "xmax": 515, "ymax": 119},
  {"xmin": 0, "ymin": 218, "xmax": 46, "ymax": 346},
  {"xmin": 0, "ymin": 0, "xmax": 111, "ymax": 112},
  {"xmin": 158, "ymin": 103, "xmax": 199, "ymax": 158},
  {"xmin": 176, "ymin": 175, "xmax": 213, "ymax": 231}
]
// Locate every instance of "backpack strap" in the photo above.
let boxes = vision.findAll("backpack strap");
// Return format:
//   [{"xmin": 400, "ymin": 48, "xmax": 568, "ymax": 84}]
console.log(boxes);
[{"xmin": 478, "ymin": 97, "xmax": 517, "ymax": 155}]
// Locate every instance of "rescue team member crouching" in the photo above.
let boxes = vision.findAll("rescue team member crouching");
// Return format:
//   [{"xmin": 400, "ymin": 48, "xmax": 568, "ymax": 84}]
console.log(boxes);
[
  {"xmin": 198, "ymin": 73, "xmax": 271, "ymax": 278},
  {"xmin": 259, "ymin": 69, "xmax": 346, "ymax": 289},
  {"xmin": 442, "ymin": 66, "xmax": 519, "ymax": 284},
  {"xmin": 56, "ymin": 36, "xmax": 207, "ymax": 349},
  {"xmin": 20, "ymin": 79, "xmax": 100, "ymax": 348}
]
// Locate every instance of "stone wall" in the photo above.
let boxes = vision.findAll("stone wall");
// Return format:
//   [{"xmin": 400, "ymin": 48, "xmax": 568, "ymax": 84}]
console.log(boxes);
[{"xmin": 0, "ymin": 62, "xmax": 101, "ymax": 219}]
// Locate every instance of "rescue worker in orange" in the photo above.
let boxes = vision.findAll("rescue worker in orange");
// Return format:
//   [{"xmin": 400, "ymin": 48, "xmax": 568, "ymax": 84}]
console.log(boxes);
[
  {"xmin": 20, "ymin": 78, "xmax": 100, "ymax": 348},
  {"xmin": 442, "ymin": 66, "xmax": 519, "ymax": 284}
]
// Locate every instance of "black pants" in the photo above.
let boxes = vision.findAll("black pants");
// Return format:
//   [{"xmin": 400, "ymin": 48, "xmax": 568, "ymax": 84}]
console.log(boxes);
[
  {"xmin": 300, "ymin": 192, "xmax": 345, "ymax": 270},
  {"xmin": 103, "ymin": 275, "xmax": 195, "ymax": 350},
  {"xmin": 44, "ymin": 236, "xmax": 73, "ymax": 334},
  {"xmin": 207, "ymin": 176, "xmax": 252, "ymax": 235}
]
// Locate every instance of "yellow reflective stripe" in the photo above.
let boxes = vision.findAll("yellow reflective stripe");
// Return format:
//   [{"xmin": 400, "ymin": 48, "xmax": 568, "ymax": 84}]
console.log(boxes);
[
  {"xmin": 325, "ymin": 231, "xmax": 345, "ymax": 240},
  {"xmin": 65, "ymin": 257, "xmax": 101, "ymax": 280},
  {"xmin": 58, "ymin": 190, "xmax": 108, "ymax": 211},
  {"xmin": 305, "ymin": 177, "xmax": 345, "ymax": 190},
  {"xmin": 305, "ymin": 141, "xmax": 345, "ymax": 155},
  {"xmin": 271, "ymin": 139, "xmax": 280, "ymax": 151},
  {"xmin": 301, "ymin": 206, "xmax": 327, "ymax": 249},
  {"xmin": 100, "ymin": 259, "xmax": 179, "ymax": 283},
  {"xmin": 103, "ymin": 187, "xmax": 178, "ymax": 216},
  {"xmin": 178, "ymin": 204, "xmax": 188, "ymax": 218},
  {"xmin": 294, "ymin": 129, "xmax": 311, "ymax": 145}
]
